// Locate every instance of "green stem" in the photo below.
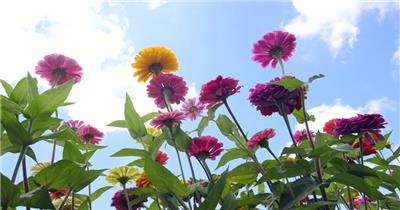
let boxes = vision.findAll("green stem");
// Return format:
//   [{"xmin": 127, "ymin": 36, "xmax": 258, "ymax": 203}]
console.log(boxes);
[
  {"xmin": 168, "ymin": 127, "xmax": 186, "ymax": 182},
  {"xmin": 278, "ymin": 57, "xmax": 286, "ymax": 75},
  {"xmin": 201, "ymin": 160, "xmax": 214, "ymax": 184},
  {"xmin": 285, "ymin": 178, "xmax": 300, "ymax": 208},
  {"xmin": 389, "ymin": 148, "xmax": 400, "ymax": 164},
  {"xmin": 346, "ymin": 185, "xmax": 354, "ymax": 210},
  {"xmin": 163, "ymin": 91, "xmax": 173, "ymax": 112},
  {"xmin": 22, "ymin": 155, "xmax": 30, "ymax": 210},
  {"xmin": 197, "ymin": 158, "xmax": 213, "ymax": 184},
  {"xmin": 222, "ymin": 99, "xmax": 248, "ymax": 142},
  {"xmin": 11, "ymin": 146, "xmax": 28, "ymax": 183},
  {"xmin": 122, "ymin": 184, "xmax": 131, "ymax": 210},
  {"xmin": 172, "ymin": 191, "xmax": 190, "ymax": 210},
  {"xmin": 154, "ymin": 190, "xmax": 162, "ymax": 210},
  {"xmin": 266, "ymin": 146, "xmax": 281, "ymax": 165},
  {"xmin": 72, "ymin": 192, "xmax": 75, "ymax": 210},
  {"xmin": 186, "ymin": 153, "xmax": 197, "ymax": 181},
  {"xmin": 359, "ymin": 139, "xmax": 368, "ymax": 210},
  {"xmin": 51, "ymin": 108, "xmax": 59, "ymax": 164},
  {"xmin": 58, "ymin": 188, "xmax": 72, "ymax": 210}
]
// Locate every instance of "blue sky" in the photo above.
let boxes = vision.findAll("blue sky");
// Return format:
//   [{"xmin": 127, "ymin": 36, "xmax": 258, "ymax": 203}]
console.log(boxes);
[{"xmin": 1, "ymin": 1, "xmax": 399, "ymax": 209}]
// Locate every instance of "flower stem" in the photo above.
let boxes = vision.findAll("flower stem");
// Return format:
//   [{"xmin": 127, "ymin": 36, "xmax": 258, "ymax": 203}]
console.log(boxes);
[
  {"xmin": 163, "ymin": 90, "xmax": 173, "ymax": 112},
  {"xmin": 122, "ymin": 184, "xmax": 131, "ymax": 210},
  {"xmin": 172, "ymin": 191, "xmax": 190, "ymax": 210},
  {"xmin": 22, "ymin": 155, "xmax": 30, "ymax": 210},
  {"xmin": 168, "ymin": 127, "xmax": 187, "ymax": 182},
  {"xmin": 199, "ymin": 159, "xmax": 214, "ymax": 185},
  {"xmin": 186, "ymin": 153, "xmax": 197, "ymax": 181},
  {"xmin": 389, "ymin": 148, "xmax": 400, "ymax": 164},
  {"xmin": 58, "ymin": 188, "xmax": 72, "ymax": 210},
  {"xmin": 278, "ymin": 57, "xmax": 286, "ymax": 75},
  {"xmin": 11, "ymin": 146, "xmax": 28, "ymax": 183},
  {"xmin": 276, "ymin": 104, "xmax": 300, "ymax": 150},
  {"xmin": 222, "ymin": 99, "xmax": 248, "ymax": 142},
  {"xmin": 359, "ymin": 139, "xmax": 368, "ymax": 210},
  {"xmin": 51, "ymin": 109, "xmax": 59, "ymax": 164},
  {"xmin": 266, "ymin": 146, "xmax": 281, "ymax": 165}
]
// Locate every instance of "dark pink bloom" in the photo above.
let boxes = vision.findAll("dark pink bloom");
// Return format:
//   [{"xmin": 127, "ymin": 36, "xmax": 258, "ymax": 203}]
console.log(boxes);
[
  {"xmin": 333, "ymin": 114, "xmax": 386, "ymax": 136},
  {"xmin": 252, "ymin": 31, "xmax": 296, "ymax": 68},
  {"xmin": 150, "ymin": 111, "xmax": 185, "ymax": 129},
  {"xmin": 111, "ymin": 188, "xmax": 147, "ymax": 210},
  {"xmin": 147, "ymin": 74, "xmax": 188, "ymax": 109},
  {"xmin": 156, "ymin": 151, "xmax": 169, "ymax": 165},
  {"xmin": 323, "ymin": 119, "xmax": 337, "ymax": 136},
  {"xmin": 248, "ymin": 128, "xmax": 276, "ymax": 149},
  {"xmin": 199, "ymin": 75, "xmax": 242, "ymax": 108},
  {"xmin": 35, "ymin": 54, "xmax": 82, "ymax": 86},
  {"xmin": 248, "ymin": 76, "xmax": 303, "ymax": 116},
  {"xmin": 50, "ymin": 188, "xmax": 69, "ymax": 200},
  {"xmin": 352, "ymin": 139, "xmax": 377, "ymax": 156},
  {"xmin": 63, "ymin": 120, "xmax": 84, "ymax": 132},
  {"xmin": 293, "ymin": 129, "xmax": 315, "ymax": 145},
  {"xmin": 181, "ymin": 98, "xmax": 205, "ymax": 120},
  {"xmin": 353, "ymin": 196, "xmax": 371, "ymax": 206},
  {"xmin": 78, "ymin": 124, "xmax": 104, "ymax": 145},
  {"xmin": 188, "ymin": 136, "xmax": 223, "ymax": 160}
]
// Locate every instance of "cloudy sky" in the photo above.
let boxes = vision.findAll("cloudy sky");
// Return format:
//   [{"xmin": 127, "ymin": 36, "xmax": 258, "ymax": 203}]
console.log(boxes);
[{"xmin": 1, "ymin": 0, "xmax": 399, "ymax": 209}]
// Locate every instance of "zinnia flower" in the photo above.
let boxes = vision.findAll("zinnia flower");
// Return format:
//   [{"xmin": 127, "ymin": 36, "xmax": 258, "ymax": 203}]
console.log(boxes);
[
  {"xmin": 248, "ymin": 76, "xmax": 303, "ymax": 116},
  {"xmin": 293, "ymin": 129, "xmax": 315, "ymax": 145},
  {"xmin": 106, "ymin": 166, "xmax": 140, "ymax": 186},
  {"xmin": 353, "ymin": 196, "xmax": 371, "ymax": 206},
  {"xmin": 199, "ymin": 75, "xmax": 242, "ymax": 108},
  {"xmin": 181, "ymin": 98, "xmax": 205, "ymax": 120},
  {"xmin": 287, "ymin": 154, "xmax": 296, "ymax": 162},
  {"xmin": 78, "ymin": 124, "xmax": 104, "ymax": 145},
  {"xmin": 252, "ymin": 31, "xmax": 296, "ymax": 69},
  {"xmin": 323, "ymin": 119, "xmax": 337, "ymax": 136},
  {"xmin": 132, "ymin": 46, "xmax": 179, "ymax": 83},
  {"xmin": 188, "ymin": 136, "xmax": 223, "ymax": 160},
  {"xmin": 156, "ymin": 150, "xmax": 168, "ymax": 165},
  {"xmin": 64, "ymin": 120, "xmax": 84, "ymax": 132},
  {"xmin": 111, "ymin": 188, "xmax": 147, "ymax": 210},
  {"xmin": 150, "ymin": 111, "xmax": 185, "ymax": 129},
  {"xmin": 247, "ymin": 128, "xmax": 276, "ymax": 149},
  {"xmin": 30, "ymin": 161, "xmax": 51, "ymax": 176},
  {"xmin": 147, "ymin": 74, "xmax": 188, "ymax": 109},
  {"xmin": 53, "ymin": 195, "xmax": 81, "ymax": 210},
  {"xmin": 332, "ymin": 114, "xmax": 386, "ymax": 136},
  {"xmin": 35, "ymin": 54, "xmax": 82, "ymax": 86},
  {"xmin": 136, "ymin": 172, "xmax": 153, "ymax": 188},
  {"xmin": 50, "ymin": 189, "xmax": 69, "ymax": 200},
  {"xmin": 352, "ymin": 139, "xmax": 377, "ymax": 156}
]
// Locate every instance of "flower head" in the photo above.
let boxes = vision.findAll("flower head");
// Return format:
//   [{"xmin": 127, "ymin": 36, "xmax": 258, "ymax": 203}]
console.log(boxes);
[
  {"xmin": 111, "ymin": 188, "xmax": 147, "ymax": 210},
  {"xmin": 64, "ymin": 120, "xmax": 84, "ymax": 132},
  {"xmin": 353, "ymin": 196, "xmax": 371, "ymax": 206},
  {"xmin": 249, "ymin": 76, "xmax": 303, "ymax": 116},
  {"xmin": 35, "ymin": 54, "xmax": 82, "ymax": 86},
  {"xmin": 136, "ymin": 172, "xmax": 153, "ymax": 188},
  {"xmin": 30, "ymin": 161, "xmax": 51, "ymax": 176},
  {"xmin": 333, "ymin": 114, "xmax": 386, "ymax": 136},
  {"xmin": 78, "ymin": 124, "xmax": 104, "ymax": 145},
  {"xmin": 132, "ymin": 46, "xmax": 179, "ymax": 83},
  {"xmin": 199, "ymin": 75, "xmax": 242, "ymax": 108},
  {"xmin": 156, "ymin": 151, "xmax": 168, "ymax": 165},
  {"xmin": 150, "ymin": 111, "xmax": 185, "ymax": 129},
  {"xmin": 293, "ymin": 129, "xmax": 315, "ymax": 145},
  {"xmin": 252, "ymin": 31, "xmax": 296, "ymax": 69},
  {"xmin": 287, "ymin": 154, "xmax": 296, "ymax": 162},
  {"xmin": 181, "ymin": 98, "xmax": 205, "ymax": 120},
  {"xmin": 147, "ymin": 74, "xmax": 188, "ymax": 109},
  {"xmin": 53, "ymin": 195, "xmax": 81, "ymax": 210},
  {"xmin": 247, "ymin": 128, "xmax": 276, "ymax": 149},
  {"xmin": 50, "ymin": 189, "xmax": 69, "ymax": 200},
  {"xmin": 323, "ymin": 119, "xmax": 337, "ymax": 136},
  {"xmin": 106, "ymin": 166, "xmax": 140, "ymax": 186},
  {"xmin": 188, "ymin": 136, "xmax": 223, "ymax": 160},
  {"xmin": 352, "ymin": 139, "xmax": 377, "ymax": 156},
  {"xmin": 146, "ymin": 127, "xmax": 161, "ymax": 137}
]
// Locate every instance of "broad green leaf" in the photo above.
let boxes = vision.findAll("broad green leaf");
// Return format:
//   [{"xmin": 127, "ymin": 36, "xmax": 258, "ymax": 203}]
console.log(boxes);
[
  {"xmin": 1, "ymin": 95, "xmax": 23, "ymax": 115},
  {"xmin": 281, "ymin": 147, "xmax": 308, "ymax": 156},
  {"xmin": 18, "ymin": 187, "xmax": 53, "ymax": 209},
  {"xmin": 330, "ymin": 144, "xmax": 354, "ymax": 152},
  {"xmin": 1, "ymin": 110, "xmax": 32, "ymax": 145},
  {"xmin": 216, "ymin": 115, "xmax": 236, "ymax": 136},
  {"xmin": 259, "ymin": 159, "xmax": 312, "ymax": 182},
  {"xmin": 217, "ymin": 148, "xmax": 248, "ymax": 169},
  {"xmin": 279, "ymin": 177, "xmax": 320, "ymax": 210},
  {"xmin": 198, "ymin": 170, "xmax": 228, "ymax": 210},
  {"xmin": 128, "ymin": 188, "xmax": 155, "ymax": 207},
  {"xmin": 124, "ymin": 94, "xmax": 147, "ymax": 138},
  {"xmin": 26, "ymin": 73, "xmax": 39, "ymax": 102},
  {"xmin": 307, "ymin": 74, "xmax": 325, "ymax": 83},
  {"xmin": 172, "ymin": 127, "xmax": 192, "ymax": 152},
  {"xmin": 25, "ymin": 80, "xmax": 74, "ymax": 119},
  {"xmin": 220, "ymin": 192, "xmax": 236, "ymax": 210},
  {"xmin": 197, "ymin": 117, "xmax": 209, "ymax": 136},
  {"xmin": 33, "ymin": 127, "xmax": 81, "ymax": 144},
  {"xmin": 10, "ymin": 77, "xmax": 29, "ymax": 106},
  {"xmin": 142, "ymin": 112, "xmax": 158, "ymax": 122},
  {"xmin": 63, "ymin": 141, "xmax": 85, "ymax": 164},
  {"xmin": 88, "ymin": 186, "xmax": 113, "ymax": 202},
  {"xmin": 35, "ymin": 160, "xmax": 82, "ymax": 189},
  {"xmin": 72, "ymin": 169, "xmax": 105, "ymax": 192},
  {"xmin": 330, "ymin": 173, "xmax": 382, "ymax": 199},
  {"xmin": 228, "ymin": 162, "xmax": 258, "ymax": 184},
  {"xmin": 0, "ymin": 138, "xmax": 37, "ymax": 161},
  {"xmin": 128, "ymin": 159, "xmax": 144, "ymax": 168},
  {"xmin": 107, "ymin": 120, "xmax": 127, "ymax": 128},
  {"xmin": 273, "ymin": 77, "xmax": 304, "ymax": 91},
  {"xmin": 207, "ymin": 103, "xmax": 222, "ymax": 119},
  {"xmin": 148, "ymin": 134, "xmax": 166, "ymax": 158},
  {"xmin": 30, "ymin": 117, "xmax": 62, "ymax": 139},
  {"xmin": 291, "ymin": 108, "xmax": 315, "ymax": 124},
  {"xmin": 111, "ymin": 148, "xmax": 148, "ymax": 158},
  {"xmin": 1, "ymin": 173, "xmax": 21, "ymax": 208},
  {"xmin": 388, "ymin": 147, "xmax": 400, "ymax": 163},
  {"xmin": 0, "ymin": 79, "xmax": 13, "ymax": 96}
]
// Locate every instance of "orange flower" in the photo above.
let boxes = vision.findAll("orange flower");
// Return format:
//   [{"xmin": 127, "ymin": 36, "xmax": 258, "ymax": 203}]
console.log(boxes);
[{"xmin": 136, "ymin": 172, "xmax": 153, "ymax": 188}]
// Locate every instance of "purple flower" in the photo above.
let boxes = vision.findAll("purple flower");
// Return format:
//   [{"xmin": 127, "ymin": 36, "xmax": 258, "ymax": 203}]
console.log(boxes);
[
  {"xmin": 78, "ymin": 124, "xmax": 104, "ymax": 145},
  {"xmin": 248, "ymin": 76, "xmax": 303, "ymax": 116},
  {"xmin": 150, "ymin": 111, "xmax": 185, "ymax": 129},
  {"xmin": 63, "ymin": 120, "xmax": 84, "ymax": 132},
  {"xmin": 293, "ymin": 129, "xmax": 315, "ymax": 145},
  {"xmin": 181, "ymin": 98, "xmax": 205, "ymax": 121},
  {"xmin": 147, "ymin": 74, "xmax": 188, "ymax": 109},
  {"xmin": 111, "ymin": 188, "xmax": 147, "ymax": 210},
  {"xmin": 333, "ymin": 114, "xmax": 386, "ymax": 136},
  {"xmin": 199, "ymin": 75, "xmax": 242, "ymax": 108}
]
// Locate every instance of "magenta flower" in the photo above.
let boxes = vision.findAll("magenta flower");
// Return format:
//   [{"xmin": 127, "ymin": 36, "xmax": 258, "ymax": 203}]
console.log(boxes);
[
  {"xmin": 147, "ymin": 74, "xmax": 188, "ymax": 109},
  {"xmin": 78, "ymin": 124, "xmax": 104, "ymax": 145},
  {"xmin": 63, "ymin": 120, "xmax": 84, "ymax": 132},
  {"xmin": 248, "ymin": 128, "xmax": 276, "ymax": 149},
  {"xmin": 332, "ymin": 114, "xmax": 386, "ymax": 136},
  {"xmin": 150, "ymin": 111, "xmax": 185, "ymax": 129},
  {"xmin": 188, "ymin": 136, "xmax": 223, "ymax": 160},
  {"xmin": 248, "ymin": 76, "xmax": 303, "ymax": 116},
  {"xmin": 111, "ymin": 188, "xmax": 147, "ymax": 210},
  {"xmin": 156, "ymin": 150, "xmax": 169, "ymax": 165},
  {"xmin": 199, "ymin": 75, "xmax": 242, "ymax": 108},
  {"xmin": 35, "ymin": 54, "xmax": 82, "ymax": 86},
  {"xmin": 353, "ymin": 196, "xmax": 371, "ymax": 206},
  {"xmin": 181, "ymin": 98, "xmax": 205, "ymax": 120},
  {"xmin": 293, "ymin": 129, "xmax": 315, "ymax": 145},
  {"xmin": 252, "ymin": 31, "xmax": 296, "ymax": 69}
]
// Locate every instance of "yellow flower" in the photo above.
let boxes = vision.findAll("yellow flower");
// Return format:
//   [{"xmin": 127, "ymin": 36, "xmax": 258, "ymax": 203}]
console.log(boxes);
[
  {"xmin": 352, "ymin": 193, "xmax": 359, "ymax": 199},
  {"xmin": 53, "ymin": 196, "xmax": 81, "ymax": 210},
  {"xmin": 131, "ymin": 46, "xmax": 179, "ymax": 82},
  {"xmin": 287, "ymin": 154, "xmax": 296, "ymax": 162},
  {"xmin": 136, "ymin": 172, "xmax": 153, "ymax": 188},
  {"xmin": 146, "ymin": 127, "xmax": 161, "ymax": 137},
  {"xmin": 30, "ymin": 161, "xmax": 51, "ymax": 176},
  {"xmin": 106, "ymin": 166, "xmax": 140, "ymax": 186}
]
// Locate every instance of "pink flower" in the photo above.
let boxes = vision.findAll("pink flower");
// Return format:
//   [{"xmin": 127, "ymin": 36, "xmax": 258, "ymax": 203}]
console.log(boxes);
[
  {"xmin": 293, "ymin": 129, "xmax": 315, "ymax": 145},
  {"xmin": 252, "ymin": 31, "xmax": 296, "ymax": 69},
  {"xmin": 78, "ymin": 124, "xmax": 104, "ymax": 145},
  {"xmin": 247, "ymin": 128, "xmax": 276, "ymax": 149},
  {"xmin": 199, "ymin": 75, "xmax": 242, "ymax": 108},
  {"xmin": 35, "ymin": 54, "xmax": 82, "ymax": 86},
  {"xmin": 188, "ymin": 136, "xmax": 223, "ymax": 160},
  {"xmin": 63, "ymin": 120, "xmax": 84, "ymax": 132},
  {"xmin": 353, "ymin": 196, "xmax": 371, "ymax": 206},
  {"xmin": 150, "ymin": 111, "xmax": 185, "ymax": 129},
  {"xmin": 156, "ymin": 151, "xmax": 168, "ymax": 165},
  {"xmin": 147, "ymin": 74, "xmax": 188, "ymax": 109},
  {"xmin": 181, "ymin": 98, "xmax": 205, "ymax": 120},
  {"xmin": 111, "ymin": 188, "xmax": 147, "ymax": 210}
]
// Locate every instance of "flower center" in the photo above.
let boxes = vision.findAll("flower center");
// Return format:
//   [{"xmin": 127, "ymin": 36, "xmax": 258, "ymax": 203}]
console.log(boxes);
[
  {"xmin": 258, "ymin": 139, "xmax": 269, "ymax": 148},
  {"xmin": 118, "ymin": 176, "xmax": 129, "ymax": 185},
  {"xmin": 148, "ymin": 63, "xmax": 163, "ymax": 74},
  {"xmin": 189, "ymin": 106, "xmax": 198, "ymax": 113},
  {"xmin": 83, "ymin": 134, "xmax": 93, "ymax": 143},
  {"xmin": 270, "ymin": 47, "xmax": 283, "ymax": 59},
  {"xmin": 52, "ymin": 68, "xmax": 66, "ymax": 80},
  {"xmin": 196, "ymin": 151, "xmax": 210, "ymax": 160},
  {"xmin": 162, "ymin": 119, "xmax": 174, "ymax": 128}
]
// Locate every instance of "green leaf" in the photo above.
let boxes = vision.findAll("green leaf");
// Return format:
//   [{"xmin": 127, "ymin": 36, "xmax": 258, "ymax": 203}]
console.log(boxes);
[
  {"xmin": 207, "ymin": 103, "xmax": 222, "ymax": 119},
  {"xmin": 281, "ymin": 147, "xmax": 308, "ymax": 156},
  {"xmin": 228, "ymin": 162, "xmax": 258, "ymax": 184},
  {"xmin": 1, "ymin": 173, "xmax": 21, "ymax": 208},
  {"xmin": 72, "ymin": 169, "xmax": 105, "ymax": 192},
  {"xmin": 89, "ymin": 186, "xmax": 113, "ymax": 201},
  {"xmin": 220, "ymin": 192, "xmax": 236, "ymax": 210},
  {"xmin": 1, "ymin": 95, "xmax": 23, "ymax": 115},
  {"xmin": 172, "ymin": 127, "xmax": 192, "ymax": 152},
  {"xmin": 216, "ymin": 115, "xmax": 236, "ymax": 136},
  {"xmin": 307, "ymin": 74, "xmax": 325, "ymax": 83},
  {"xmin": 330, "ymin": 144, "xmax": 355, "ymax": 152},
  {"xmin": 26, "ymin": 73, "xmax": 39, "ymax": 102},
  {"xmin": 18, "ymin": 187, "xmax": 54, "ymax": 209},
  {"xmin": 1, "ymin": 110, "xmax": 32, "ymax": 145},
  {"xmin": 25, "ymin": 80, "xmax": 74, "ymax": 119},
  {"xmin": 110, "ymin": 148, "xmax": 148, "ymax": 158},
  {"xmin": 142, "ymin": 112, "xmax": 158, "ymax": 122},
  {"xmin": 291, "ymin": 108, "xmax": 315, "ymax": 124},
  {"xmin": 259, "ymin": 160, "xmax": 312, "ymax": 182},
  {"xmin": 124, "ymin": 94, "xmax": 147, "ymax": 138},
  {"xmin": 144, "ymin": 158, "xmax": 189, "ymax": 197},
  {"xmin": 217, "ymin": 148, "xmax": 248, "ymax": 169},
  {"xmin": 198, "ymin": 170, "xmax": 228, "ymax": 210},
  {"xmin": 273, "ymin": 77, "xmax": 304, "ymax": 91},
  {"xmin": 10, "ymin": 77, "xmax": 29, "ymax": 106},
  {"xmin": 197, "ymin": 117, "xmax": 209, "ymax": 136},
  {"xmin": 63, "ymin": 141, "xmax": 85, "ymax": 163},
  {"xmin": 279, "ymin": 177, "xmax": 320, "ymax": 210},
  {"xmin": 107, "ymin": 120, "xmax": 127, "ymax": 128},
  {"xmin": 330, "ymin": 173, "xmax": 382, "ymax": 199},
  {"xmin": 34, "ymin": 127, "xmax": 81, "ymax": 144},
  {"xmin": 0, "ymin": 79, "xmax": 13, "ymax": 96}
]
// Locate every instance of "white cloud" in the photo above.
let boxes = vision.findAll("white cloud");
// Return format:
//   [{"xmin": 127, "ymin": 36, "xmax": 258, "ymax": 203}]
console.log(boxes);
[
  {"xmin": 297, "ymin": 97, "xmax": 395, "ymax": 132},
  {"xmin": 283, "ymin": 0, "xmax": 396, "ymax": 56},
  {"xmin": 149, "ymin": 0, "xmax": 167, "ymax": 10},
  {"xmin": 393, "ymin": 47, "xmax": 400, "ymax": 65}
]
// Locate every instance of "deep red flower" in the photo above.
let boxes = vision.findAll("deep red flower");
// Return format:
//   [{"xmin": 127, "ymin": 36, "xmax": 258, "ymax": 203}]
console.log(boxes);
[
  {"xmin": 247, "ymin": 128, "xmax": 276, "ymax": 149},
  {"xmin": 155, "ymin": 150, "xmax": 168, "ymax": 165},
  {"xmin": 150, "ymin": 111, "xmax": 185, "ymax": 129},
  {"xmin": 333, "ymin": 114, "xmax": 386, "ymax": 136},
  {"xmin": 147, "ymin": 74, "xmax": 188, "ymax": 109},
  {"xmin": 352, "ymin": 139, "xmax": 377, "ymax": 156},
  {"xmin": 293, "ymin": 129, "xmax": 315, "ymax": 145},
  {"xmin": 50, "ymin": 189, "xmax": 69, "ymax": 200},
  {"xmin": 199, "ymin": 75, "xmax": 242, "ymax": 108},
  {"xmin": 188, "ymin": 136, "xmax": 223, "ymax": 160},
  {"xmin": 323, "ymin": 119, "xmax": 337, "ymax": 136},
  {"xmin": 111, "ymin": 188, "xmax": 147, "ymax": 210}
]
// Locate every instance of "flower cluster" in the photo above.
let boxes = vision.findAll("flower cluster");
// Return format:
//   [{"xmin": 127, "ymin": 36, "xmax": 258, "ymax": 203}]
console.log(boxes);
[{"xmin": 64, "ymin": 120, "xmax": 104, "ymax": 145}]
